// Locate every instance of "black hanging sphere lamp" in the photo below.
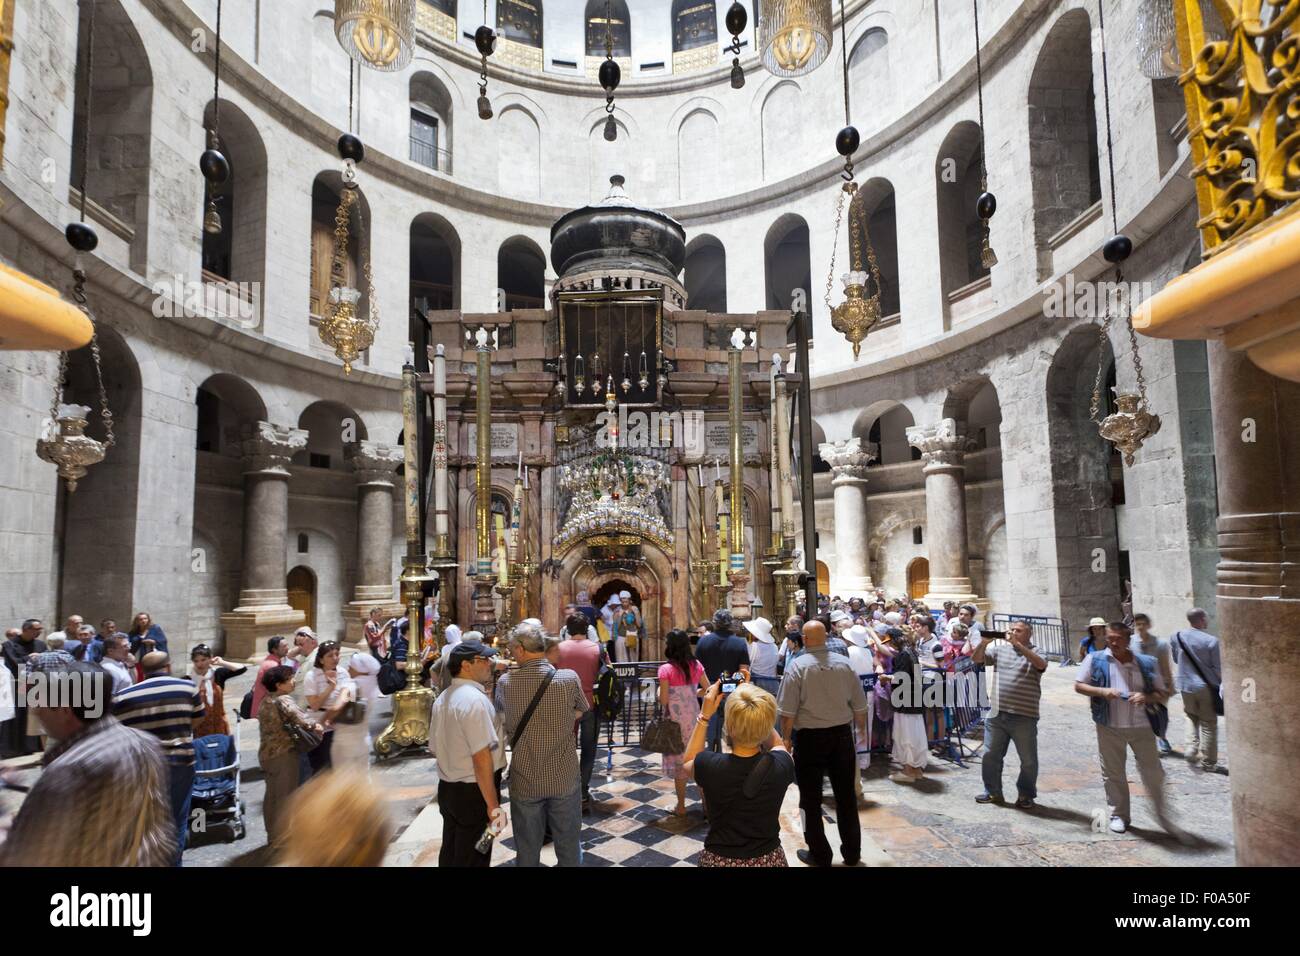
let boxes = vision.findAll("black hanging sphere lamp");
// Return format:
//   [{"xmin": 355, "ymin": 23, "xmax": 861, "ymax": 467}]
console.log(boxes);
[{"xmin": 725, "ymin": 2, "xmax": 747, "ymax": 89}]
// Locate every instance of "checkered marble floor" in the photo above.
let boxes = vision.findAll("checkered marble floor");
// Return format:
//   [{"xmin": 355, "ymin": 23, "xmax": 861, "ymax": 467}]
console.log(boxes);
[{"xmin": 493, "ymin": 747, "xmax": 711, "ymax": 867}]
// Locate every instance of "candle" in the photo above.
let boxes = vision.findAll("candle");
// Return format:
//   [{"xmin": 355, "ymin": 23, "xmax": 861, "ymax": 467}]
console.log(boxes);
[
  {"xmin": 516, "ymin": 451, "xmax": 522, "ymax": 479},
  {"xmin": 714, "ymin": 459, "xmax": 720, "ymax": 483}
]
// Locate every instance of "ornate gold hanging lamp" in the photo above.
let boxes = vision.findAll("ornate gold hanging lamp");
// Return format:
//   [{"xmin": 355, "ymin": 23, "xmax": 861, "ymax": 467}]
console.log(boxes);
[
  {"xmin": 759, "ymin": 0, "xmax": 834, "ymax": 77},
  {"xmin": 334, "ymin": 0, "xmax": 414, "ymax": 72},
  {"xmin": 1090, "ymin": 0, "xmax": 1160, "ymax": 464},
  {"xmin": 317, "ymin": 67, "xmax": 379, "ymax": 375},
  {"xmin": 39, "ymin": 0, "xmax": 115, "ymax": 493},
  {"xmin": 826, "ymin": 0, "xmax": 881, "ymax": 360}
]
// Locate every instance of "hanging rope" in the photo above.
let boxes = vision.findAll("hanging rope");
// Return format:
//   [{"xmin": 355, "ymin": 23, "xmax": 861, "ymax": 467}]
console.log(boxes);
[
  {"xmin": 839, "ymin": 0, "xmax": 850, "ymax": 127},
  {"xmin": 973, "ymin": 0, "xmax": 988, "ymax": 186},
  {"xmin": 1096, "ymin": 0, "xmax": 1121, "ymax": 239},
  {"xmin": 212, "ymin": 0, "xmax": 222, "ymax": 133}
]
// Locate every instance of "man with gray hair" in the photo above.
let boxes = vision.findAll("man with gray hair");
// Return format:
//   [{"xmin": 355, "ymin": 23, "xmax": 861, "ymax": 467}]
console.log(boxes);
[
  {"xmin": 1170, "ymin": 608, "xmax": 1224, "ymax": 774},
  {"xmin": 495, "ymin": 621, "xmax": 589, "ymax": 866}
]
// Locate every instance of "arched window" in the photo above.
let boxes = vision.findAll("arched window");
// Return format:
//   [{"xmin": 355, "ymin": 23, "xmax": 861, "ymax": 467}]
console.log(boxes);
[
  {"xmin": 497, "ymin": 237, "xmax": 546, "ymax": 311},
  {"xmin": 672, "ymin": 0, "xmax": 717, "ymax": 52},
  {"xmin": 497, "ymin": 0, "xmax": 543, "ymax": 48},
  {"xmin": 410, "ymin": 213, "xmax": 460, "ymax": 312},
  {"xmin": 586, "ymin": 1, "xmax": 630, "ymax": 57},
  {"xmin": 309, "ymin": 174, "xmax": 368, "ymax": 322},
  {"xmin": 200, "ymin": 100, "xmax": 268, "ymax": 314},
  {"xmin": 410, "ymin": 73, "xmax": 453, "ymax": 172},
  {"xmin": 849, "ymin": 29, "xmax": 889, "ymax": 127},
  {"xmin": 677, "ymin": 109, "xmax": 719, "ymax": 200},
  {"xmin": 498, "ymin": 107, "xmax": 541, "ymax": 198},
  {"xmin": 764, "ymin": 214, "xmax": 811, "ymax": 313},
  {"xmin": 685, "ymin": 236, "xmax": 727, "ymax": 312}
]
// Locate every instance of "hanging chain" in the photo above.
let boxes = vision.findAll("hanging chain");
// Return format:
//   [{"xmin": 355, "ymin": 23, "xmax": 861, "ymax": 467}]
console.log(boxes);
[
  {"xmin": 64, "ymin": 268, "xmax": 115, "ymax": 448},
  {"xmin": 974, "ymin": 0, "xmax": 989, "ymax": 187},
  {"xmin": 212, "ymin": 0, "xmax": 222, "ymax": 134},
  {"xmin": 351, "ymin": 189, "xmax": 378, "ymax": 329},
  {"xmin": 331, "ymin": 187, "xmax": 355, "ymax": 289},
  {"xmin": 480, "ymin": 0, "xmax": 490, "ymax": 96},
  {"xmin": 1089, "ymin": 272, "xmax": 1118, "ymax": 425},
  {"xmin": 823, "ymin": 182, "xmax": 855, "ymax": 315},
  {"xmin": 1096, "ymin": 0, "xmax": 1121, "ymax": 237},
  {"xmin": 78, "ymin": 0, "xmax": 98, "ymax": 222}
]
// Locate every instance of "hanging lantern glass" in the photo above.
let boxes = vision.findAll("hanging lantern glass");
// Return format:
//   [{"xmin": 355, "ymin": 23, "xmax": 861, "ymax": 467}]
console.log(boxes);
[
  {"xmin": 335, "ymin": 0, "xmax": 415, "ymax": 72},
  {"xmin": 1133, "ymin": 0, "xmax": 1224, "ymax": 79},
  {"xmin": 759, "ymin": 0, "xmax": 834, "ymax": 77}
]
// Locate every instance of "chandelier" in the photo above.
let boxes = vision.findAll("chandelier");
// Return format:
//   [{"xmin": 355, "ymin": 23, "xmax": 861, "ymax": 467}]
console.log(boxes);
[
  {"xmin": 554, "ymin": 449, "xmax": 672, "ymax": 555},
  {"xmin": 759, "ymin": 0, "xmax": 834, "ymax": 77},
  {"xmin": 1132, "ymin": 0, "xmax": 1223, "ymax": 79},
  {"xmin": 334, "ymin": 0, "xmax": 415, "ymax": 72}
]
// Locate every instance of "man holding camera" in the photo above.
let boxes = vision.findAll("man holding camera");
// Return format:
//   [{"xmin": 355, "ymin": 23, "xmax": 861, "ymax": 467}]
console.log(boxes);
[
  {"xmin": 778, "ymin": 620, "xmax": 870, "ymax": 867},
  {"xmin": 694, "ymin": 610, "xmax": 751, "ymax": 752},
  {"xmin": 970, "ymin": 620, "xmax": 1046, "ymax": 809}
]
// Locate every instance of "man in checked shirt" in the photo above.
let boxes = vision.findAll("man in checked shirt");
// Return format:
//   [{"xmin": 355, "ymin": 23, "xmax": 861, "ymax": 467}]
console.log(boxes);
[{"xmin": 495, "ymin": 621, "xmax": 589, "ymax": 867}]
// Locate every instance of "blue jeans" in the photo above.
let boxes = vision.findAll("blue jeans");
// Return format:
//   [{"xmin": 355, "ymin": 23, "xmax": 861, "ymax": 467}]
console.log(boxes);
[
  {"xmin": 981, "ymin": 712, "xmax": 1039, "ymax": 800},
  {"xmin": 169, "ymin": 762, "xmax": 196, "ymax": 867},
  {"xmin": 577, "ymin": 710, "xmax": 597, "ymax": 796},
  {"xmin": 511, "ymin": 786, "xmax": 583, "ymax": 867},
  {"xmin": 752, "ymin": 675, "xmax": 782, "ymax": 732}
]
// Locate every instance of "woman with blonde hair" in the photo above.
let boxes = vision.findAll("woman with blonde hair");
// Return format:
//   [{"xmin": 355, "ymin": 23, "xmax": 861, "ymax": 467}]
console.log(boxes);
[
  {"xmin": 682, "ymin": 681, "xmax": 795, "ymax": 867},
  {"xmin": 277, "ymin": 769, "xmax": 392, "ymax": 866}
]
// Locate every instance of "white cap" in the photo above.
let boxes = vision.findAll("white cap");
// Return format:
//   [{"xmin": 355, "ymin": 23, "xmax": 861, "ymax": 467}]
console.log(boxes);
[
  {"xmin": 844, "ymin": 625, "xmax": 870, "ymax": 648},
  {"xmin": 829, "ymin": 609, "xmax": 850, "ymax": 624},
  {"xmin": 884, "ymin": 612, "xmax": 903, "ymax": 626}
]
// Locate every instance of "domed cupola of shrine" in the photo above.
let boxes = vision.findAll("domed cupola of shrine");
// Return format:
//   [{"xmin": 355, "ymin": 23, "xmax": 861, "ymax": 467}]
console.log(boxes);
[{"xmin": 549, "ymin": 175, "xmax": 687, "ymax": 310}]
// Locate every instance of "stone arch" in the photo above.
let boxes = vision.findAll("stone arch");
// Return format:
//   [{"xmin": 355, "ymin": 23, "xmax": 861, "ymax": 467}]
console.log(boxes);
[
  {"xmin": 295, "ymin": 401, "xmax": 369, "ymax": 471},
  {"xmin": 764, "ymin": 212, "xmax": 811, "ymax": 312},
  {"xmin": 685, "ymin": 234, "xmax": 727, "ymax": 312},
  {"xmin": 497, "ymin": 105, "xmax": 541, "ymax": 199},
  {"xmin": 411, "ymin": 211, "xmax": 462, "ymax": 311},
  {"xmin": 195, "ymin": 372, "xmax": 268, "ymax": 456},
  {"xmin": 848, "ymin": 27, "xmax": 890, "ymax": 131},
  {"xmin": 56, "ymin": 324, "xmax": 143, "ymax": 623},
  {"xmin": 761, "ymin": 80, "xmax": 801, "ymax": 180},
  {"xmin": 935, "ymin": 120, "xmax": 988, "ymax": 306},
  {"xmin": 1028, "ymin": 8, "xmax": 1102, "ymax": 276},
  {"xmin": 497, "ymin": 235, "xmax": 547, "ymax": 311},
  {"xmin": 852, "ymin": 400, "xmax": 916, "ymax": 466},
  {"xmin": 561, "ymin": 542, "xmax": 675, "ymax": 659},
  {"xmin": 943, "ymin": 377, "xmax": 1002, "ymax": 450},
  {"xmin": 201, "ymin": 99, "xmax": 268, "ymax": 315},
  {"xmin": 857, "ymin": 178, "xmax": 900, "ymax": 319},
  {"xmin": 1046, "ymin": 323, "xmax": 1121, "ymax": 628},
  {"xmin": 71, "ymin": 0, "xmax": 154, "ymax": 273},
  {"xmin": 677, "ymin": 108, "xmax": 720, "ymax": 200},
  {"xmin": 409, "ymin": 71, "xmax": 454, "ymax": 172}
]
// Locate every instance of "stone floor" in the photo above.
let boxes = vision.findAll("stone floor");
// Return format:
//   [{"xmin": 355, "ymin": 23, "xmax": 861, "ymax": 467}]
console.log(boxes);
[{"xmin": 1, "ymin": 663, "xmax": 1236, "ymax": 866}]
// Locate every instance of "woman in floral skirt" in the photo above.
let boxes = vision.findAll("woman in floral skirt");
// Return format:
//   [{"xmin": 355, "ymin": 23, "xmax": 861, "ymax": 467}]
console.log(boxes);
[{"xmin": 657, "ymin": 628, "xmax": 710, "ymax": 816}]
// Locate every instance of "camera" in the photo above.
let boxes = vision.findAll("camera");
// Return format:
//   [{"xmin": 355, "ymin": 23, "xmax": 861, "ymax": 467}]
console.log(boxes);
[{"xmin": 720, "ymin": 671, "xmax": 745, "ymax": 694}]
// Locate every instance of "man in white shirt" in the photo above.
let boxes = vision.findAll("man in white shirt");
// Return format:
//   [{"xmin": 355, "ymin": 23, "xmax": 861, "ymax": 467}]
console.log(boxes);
[
  {"xmin": 1075, "ymin": 621, "xmax": 1183, "ymax": 838},
  {"xmin": 843, "ymin": 625, "xmax": 877, "ymax": 780},
  {"xmin": 289, "ymin": 627, "xmax": 319, "ymax": 709},
  {"xmin": 429, "ymin": 640, "xmax": 506, "ymax": 866},
  {"xmin": 99, "ymin": 633, "xmax": 136, "ymax": 695}
]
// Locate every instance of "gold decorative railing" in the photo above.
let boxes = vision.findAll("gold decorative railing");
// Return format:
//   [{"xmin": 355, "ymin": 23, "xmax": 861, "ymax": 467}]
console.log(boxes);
[{"xmin": 1176, "ymin": 0, "xmax": 1300, "ymax": 253}]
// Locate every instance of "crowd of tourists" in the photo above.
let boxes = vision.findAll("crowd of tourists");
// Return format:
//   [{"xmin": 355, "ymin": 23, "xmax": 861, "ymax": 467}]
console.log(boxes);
[{"xmin": 0, "ymin": 590, "xmax": 1222, "ymax": 867}]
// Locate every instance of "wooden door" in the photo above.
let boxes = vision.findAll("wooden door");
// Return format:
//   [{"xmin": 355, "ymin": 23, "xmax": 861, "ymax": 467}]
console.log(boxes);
[
  {"xmin": 908, "ymin": 558, "xmax": 929, "ymax": 600},
  {"xmin": 287, "ymin": 566, "xmax": 316, "ymax": 631},
  {"xmin": 816, "ymin": 561, "xmax": 830, "ymax": 599}
]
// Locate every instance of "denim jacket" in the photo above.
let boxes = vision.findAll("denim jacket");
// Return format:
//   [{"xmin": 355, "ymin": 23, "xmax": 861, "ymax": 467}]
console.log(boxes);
[{"xmin": 1085, "ymin": 650, "xmax": 1157, "ymax": 726}]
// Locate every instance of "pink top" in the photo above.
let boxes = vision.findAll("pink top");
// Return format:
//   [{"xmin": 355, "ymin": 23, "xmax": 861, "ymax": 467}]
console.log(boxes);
[{"xmin": 658, "ymin": 660, "xmax": 705, "ymax": 688}]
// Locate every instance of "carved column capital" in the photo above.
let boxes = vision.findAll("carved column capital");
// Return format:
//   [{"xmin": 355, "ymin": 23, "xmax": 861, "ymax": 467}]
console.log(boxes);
[
  {"xmin": 347, "ymin": 440, "xmax": 403, "ymax": 486},
  {"xmin": 819, "ymin": 437, "xmax": 876, "ymax": 483},
  {"xmin": 240, "ymin": 422, "xmax": 308, "ymax": 476},
  {"xmin": 906, "ymin": 418, "xmax": 975, "ymax": 471}
]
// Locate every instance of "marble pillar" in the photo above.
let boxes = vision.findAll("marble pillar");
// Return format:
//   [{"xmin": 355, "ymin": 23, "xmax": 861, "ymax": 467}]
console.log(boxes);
[
  {"xmin": 819, "ymin": 437, "xmax": 877, "ymax": 597},
  {"xmin": 220, "ymin": 422, "xmax": 308, "ymax": 660},
  {"xmin": 342, "ymin": 440, "xmax": 405, "ymax": 638},
  {"xmin": 1207, "ymin": 343, "xmax": 1300, "ymax": 865},
  {"xmin": 907, "ymin": 419, "xmax": 983, "ymax": 608}
]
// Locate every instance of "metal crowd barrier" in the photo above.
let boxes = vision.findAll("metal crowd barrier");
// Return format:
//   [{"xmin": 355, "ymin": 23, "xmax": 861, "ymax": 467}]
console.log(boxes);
[
  {"xmin": 601, "ymin": 661, "xmax": 665, "ymax": 767},
  {"xmin": 991, "ymin": 613, "xmax": 1073, "ymax": 664}
]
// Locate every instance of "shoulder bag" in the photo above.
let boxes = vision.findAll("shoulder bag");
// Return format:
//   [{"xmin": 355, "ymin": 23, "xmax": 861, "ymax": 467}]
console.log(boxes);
[
  {"xmin": 279, "ymin": 696, "xmax": 323, "ymax": 753},
  {"xmin": 502, "ymin": 669, "xmax": 554, "ymax": 789},
  {"xmin": 1175, "ymin": 632, "xmax": 1224, "ymax": 716}
]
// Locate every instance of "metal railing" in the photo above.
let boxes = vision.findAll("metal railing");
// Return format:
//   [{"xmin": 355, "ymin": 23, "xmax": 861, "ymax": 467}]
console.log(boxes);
[
  {"xmin": 600, "ymin": 662, "xmax": 663, "ymax": 765},
  {"xmin": 409, "ymin": 137, "xmax": 452, "ymax": 174},
  {"xmin": 991, "ymin": 613, "xmax": 1073, "ymax": 664}
]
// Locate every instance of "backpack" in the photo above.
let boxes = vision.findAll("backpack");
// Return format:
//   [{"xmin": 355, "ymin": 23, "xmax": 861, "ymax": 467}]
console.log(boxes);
[
  {"xmin": 592, "ymin": 662, "xmax": 624, "ymax": 723},
  {"xmin": 239, "ymin": 689, "xmax": 253, "ymax": 720},
  {"xmin": 378, "ymin": 659, "xmax": 409, "ymax": 696}
]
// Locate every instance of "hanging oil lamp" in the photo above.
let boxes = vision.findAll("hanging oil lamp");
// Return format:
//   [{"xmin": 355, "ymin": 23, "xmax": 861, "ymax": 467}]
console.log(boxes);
[
  {"xmin": 725, "ymin": 2, "xmax": 747, "ymax": 88},
  {"xmin": 620, "ymin": 351, "xmax": 632, "ymax": 393},
  {"xmin": 973, "ymin": 0, "xmax": 997, "ymax": 270},
  {"xmin": 475, "ymin": 1, "xmax": 495, "ymax": 120},
  {"xmin": 604, "ymin": 375, "xmax": 618, "ymax": 413},
  {"xmin": 199, "ymin": 0, "xmax": 228, "ymax": 235},
  {"xmin": 600, "ymin": 0, "xmax": 621, "ymax": 141},
  {"xmin": 638, "ymin": 350, "xmax": 650, "ymax": 391},
  {"xmin": 316, "ymin": 132, "xmax": 380, "ymax": 375}
]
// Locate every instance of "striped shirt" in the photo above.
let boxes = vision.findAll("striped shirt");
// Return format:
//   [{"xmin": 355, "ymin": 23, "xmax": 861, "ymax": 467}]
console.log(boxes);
[
  {"xmin": 495, "ymin": 659, "xmax": 589, "ymax": 800},
  {"xmin": 984, "ymin": 642, "xmax": 1045, "ymax": 718},
  {"xmin": 112, "ymin": 675, "xmax": 205, "ymax": 766}
]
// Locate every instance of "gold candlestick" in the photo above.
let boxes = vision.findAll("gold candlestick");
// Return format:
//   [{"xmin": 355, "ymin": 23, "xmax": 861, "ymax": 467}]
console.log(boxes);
[{"xmin": 727, "ymin": 332, "xmax": 751, "ymax": 620}]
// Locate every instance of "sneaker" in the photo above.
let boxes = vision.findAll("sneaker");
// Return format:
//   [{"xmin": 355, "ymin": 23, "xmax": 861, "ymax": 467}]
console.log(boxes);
[
  {"xmin": 1156, "ymin": 738, "xmax": 1173, "ymax": 755},
  {"xmin": 974, "ymin": 792, "xmax": 1004, "ymax": 805},
  {"xmin": 1109, "ymin": 816, "xmax": 1127, "ymax": 833},
  {"xmin": 1202, "ymin": 764, "xmax": 1228, "ymax": 775},
  {"xmin": 1015, "ymin": 796, "xmax": 1035, "ymax": 810}
]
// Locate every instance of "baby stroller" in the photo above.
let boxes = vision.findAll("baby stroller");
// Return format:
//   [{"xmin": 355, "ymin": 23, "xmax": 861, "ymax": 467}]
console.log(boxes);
[{"xmin": 190, "ymin": 711, "xmax": 246, "ymax": 842}]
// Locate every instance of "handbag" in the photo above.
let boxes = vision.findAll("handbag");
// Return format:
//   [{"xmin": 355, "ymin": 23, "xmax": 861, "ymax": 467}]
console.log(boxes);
[
  {"xmin": 279, "ymin": 697, "xmax": 323, "ymax": 753},
  {"xmin": 334, "ymin": 697, "xmax": 367, "ymax": 725},
  {"xmin": 502, "ymin": 669, "xmax": 554, "ymax": 789},
  {"xmin": 1175, "ymin": 633, "xmax": 1224, "ymax": 716},
  {"xmin": 642, "ymin": 706, "xmax": 685, "ymax": 755}
]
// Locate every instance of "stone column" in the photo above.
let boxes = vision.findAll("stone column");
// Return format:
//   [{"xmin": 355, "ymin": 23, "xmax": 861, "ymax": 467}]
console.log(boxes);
[
  {"xmin": 220, "ymin": 422, "xmax": 308, "ymax": 659},
  {"xmin": 907, "ymin": 419, "xmax": 982, "ymax": 607},
  {"xmin": 1206, "ymin": 344, "xmax": 1300, "ymax": 865},
  {"xmin": 342, "ymin": 440, "xmax": 405, "ymax": 637},
  {"xmin": 819, "ymin": 437, "xmax": 877, "ymax": 597}
]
